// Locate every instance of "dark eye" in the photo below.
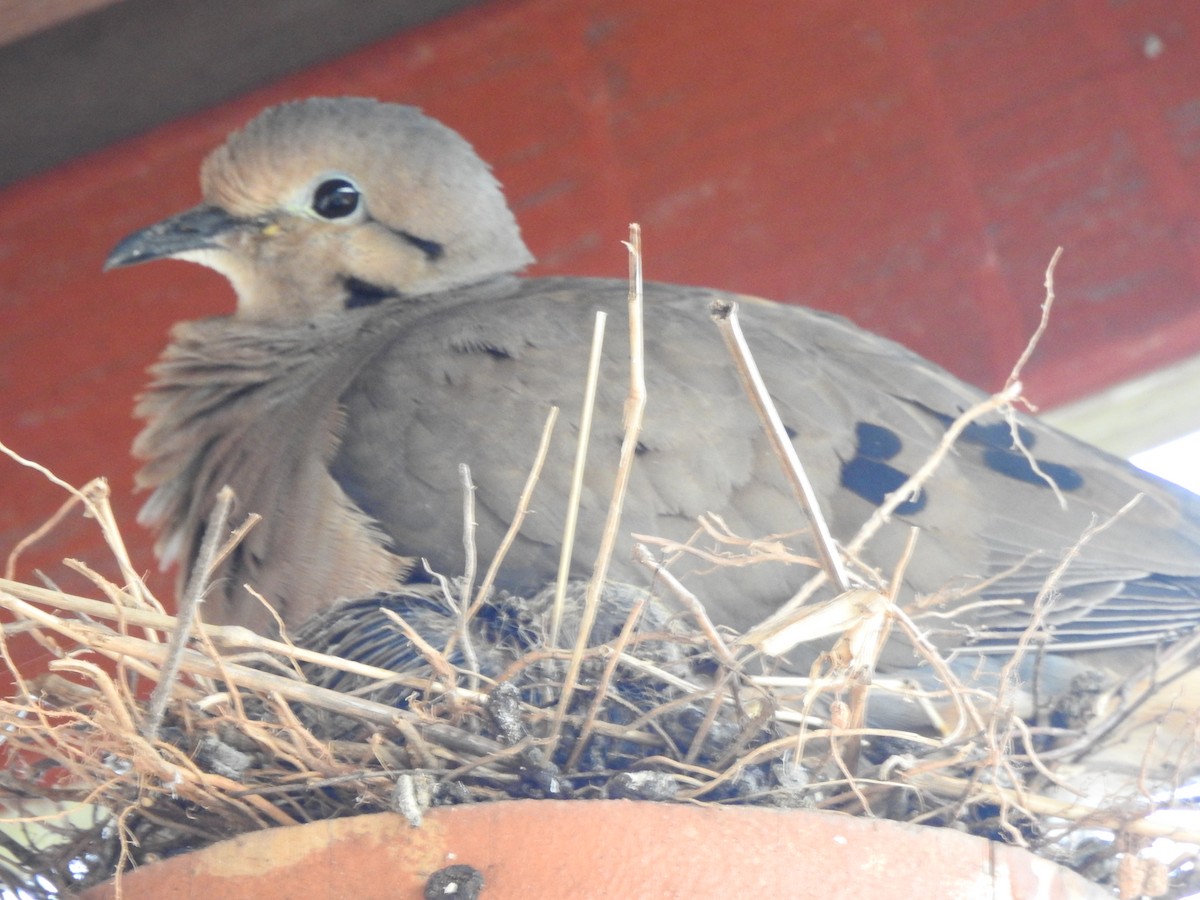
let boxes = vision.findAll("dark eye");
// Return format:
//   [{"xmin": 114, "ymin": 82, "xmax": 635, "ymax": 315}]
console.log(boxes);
[{"xmin": 312, "ymin": 178, "xmax": 361, "ymax": 219}]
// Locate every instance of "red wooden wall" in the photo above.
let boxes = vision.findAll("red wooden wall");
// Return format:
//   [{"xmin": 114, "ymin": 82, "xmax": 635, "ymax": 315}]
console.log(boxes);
[{"xmin": 4, "ymin": 0, "xmax": 1200, "ymax": 610}]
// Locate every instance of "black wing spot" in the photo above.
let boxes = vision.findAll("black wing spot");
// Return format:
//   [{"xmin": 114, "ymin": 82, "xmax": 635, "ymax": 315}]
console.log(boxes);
[
  {"xmin": 965, "ymin": 419, "xmax": 1035, "ymax": 451},
  {"xmin": 840, "ymin": 421, "xmax": 926, "ymax": 515},
  {"xmin": 919, "ymin": 405, "xmax": 1082, "ymax": 493},
  {"xmin": 783, "ymin": 424, "xmax": 799, "ymax": 440},
  {"xmin": 982, "ymin": 449, "xmax": 1083, "ymax": 490},
  {"xmin": 924, "ymin": 409, "xmax": 1034, "ymax": 451},
  {"xmin": 841, "ymin": 457, "xmax": 927, "ymax": 515},
  {"xmin": 855, "ymin": 421, "xmax": 902, "ymax": 461},
  {"xmin": 343, "ymin": 276, "xmax": 396, "ymax": 309}
]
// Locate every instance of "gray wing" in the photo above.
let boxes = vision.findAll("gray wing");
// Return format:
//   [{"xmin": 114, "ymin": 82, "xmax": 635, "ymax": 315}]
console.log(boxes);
[{"xmin": 330, "ymin": 276, "xmax": 1200, "ymax": 656}]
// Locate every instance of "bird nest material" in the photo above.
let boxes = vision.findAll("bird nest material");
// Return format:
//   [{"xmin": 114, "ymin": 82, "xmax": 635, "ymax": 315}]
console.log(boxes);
[
  {"xmin": 7, "ymin": 473, "xmax": 1196, "ymax": 900},
  {"xmin": 1, "ymin": 245, "xmax": 1198, "ymax": 899}
]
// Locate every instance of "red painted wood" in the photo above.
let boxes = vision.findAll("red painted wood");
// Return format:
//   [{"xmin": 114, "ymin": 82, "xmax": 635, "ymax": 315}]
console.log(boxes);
[{"xmin": 4, "ymin": 0, "xmax": 1200, "ymax": 628}]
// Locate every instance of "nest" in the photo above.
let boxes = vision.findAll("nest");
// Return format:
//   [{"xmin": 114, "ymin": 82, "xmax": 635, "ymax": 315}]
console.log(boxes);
[{"xmin": 2, "ymin": 243, "xmax": 1199, "ymax": 899}]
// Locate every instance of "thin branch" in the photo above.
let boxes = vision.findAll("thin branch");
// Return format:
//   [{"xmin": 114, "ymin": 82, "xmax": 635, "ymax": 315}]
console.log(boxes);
[
  {"xmin": 455, "ymin": 463, "xmax": 479, "ymax": 682},
  {"xmin": 632, "ymin": 543, "xmax": 738, "ymax": 669},
  {"xmin": 552, "ymin": 313, "xmax": 607, "ymax": 647},
  {"xmin": 710, "ymin": 298, "xmax": 850, "ymax": 593},
  {"xmin": 473, "ymin": 405, "xmax": 560, "ymax": 615},
  {"xmin": 143, "ymin": 486, "xmax": 235, "ymax": 739},
  {"xmin": 564, "ymin": 595, "xmax": 646, "ymax": 771},
  {"xmin": 1006, "ymin": 246, "xmax": 1062, "ymax": 391},
  {"xmin": 555, "ymin": 224, "xmax": 647, "ymax": 742}
]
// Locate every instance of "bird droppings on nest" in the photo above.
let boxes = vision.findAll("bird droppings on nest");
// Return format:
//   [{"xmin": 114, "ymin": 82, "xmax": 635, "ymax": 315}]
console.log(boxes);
[
  {"xmin": 4, "ymin": 96, "xmax": 1200, "ymax": 898},
  {"xmin": 424, "ymin": 863, "xmax": 486, "ymax": 900}
]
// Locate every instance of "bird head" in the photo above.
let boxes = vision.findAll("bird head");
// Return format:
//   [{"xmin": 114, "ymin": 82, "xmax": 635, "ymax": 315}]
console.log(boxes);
[{"xmin": 105, "ymin": 97, "xmax": 534, "ymax": 320}]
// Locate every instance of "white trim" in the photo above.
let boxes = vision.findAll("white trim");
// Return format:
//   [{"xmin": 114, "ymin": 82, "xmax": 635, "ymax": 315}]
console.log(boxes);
[{"xmin": 1042, "ymin": 354, "xmax": 1200, "ymax": 457}]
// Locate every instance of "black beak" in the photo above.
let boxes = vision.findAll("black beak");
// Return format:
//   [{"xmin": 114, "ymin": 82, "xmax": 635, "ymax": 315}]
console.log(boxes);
[{"xmin": 105, "ymin": 204, "xmax": 245, "ymax": 271}]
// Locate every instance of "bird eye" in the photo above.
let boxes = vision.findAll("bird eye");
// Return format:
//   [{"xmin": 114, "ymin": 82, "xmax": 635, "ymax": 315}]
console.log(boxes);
[{"xmin": 311, "ymin": 178, "xmax": 361, "ymax": 220}]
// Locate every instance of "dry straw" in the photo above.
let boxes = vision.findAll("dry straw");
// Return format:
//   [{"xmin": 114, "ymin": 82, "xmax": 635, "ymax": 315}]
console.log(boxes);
[{"xmin": 1, "ymin": 243, "xmax": 1197, "ymax": 898}]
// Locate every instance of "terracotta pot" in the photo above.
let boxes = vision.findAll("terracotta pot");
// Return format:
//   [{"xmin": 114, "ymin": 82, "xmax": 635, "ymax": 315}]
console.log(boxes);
[{"xmin": 80, "ymin": 799, "xmax": 1108, "ymax": 899}]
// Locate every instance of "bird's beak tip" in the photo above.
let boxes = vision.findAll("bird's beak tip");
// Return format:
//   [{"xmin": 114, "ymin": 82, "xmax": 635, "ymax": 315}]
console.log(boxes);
[
  {"xmin": 103, "ymin": 204, "xmax": 242, "ymax": 274},
  {"xmin": 103, "ymin": 242, "xmax": 143, "ymax": 272}
]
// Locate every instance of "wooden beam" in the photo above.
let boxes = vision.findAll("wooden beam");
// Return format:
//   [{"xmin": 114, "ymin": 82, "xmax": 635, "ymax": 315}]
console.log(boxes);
[
  {"xmin": 0, "ymin": 0, "xmax": 124, "ymax": 46},
  {"xmin": 0, "ymin": 0, "xmax": 485, "ymax": 186},
  {"xmin": 1044, "ymin": 355, "xmax": 1200, "ymax": 457}
]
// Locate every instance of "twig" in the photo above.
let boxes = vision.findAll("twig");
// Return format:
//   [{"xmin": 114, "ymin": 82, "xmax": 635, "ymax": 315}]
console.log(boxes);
[
  {"xmin": 456, "ymin": 463, "xmax": 479, "ymax": 682},
  {"xmin": 995, "ymin": 496, "xmax": 1143, "ymax": 750},
  {"xmin": 564, "ymin": 595, "xmax": 646, "ymax": 771},
  {"xmin": 4, "ymin": 491, "xmax": 83, "ymax": 582},
  {"xmin": 552, "ymin": 313, "xmax": 607, "ymax": 647},
  {"xmin": 740, "ymin": 382, "xmax": 1024, "ymax": 650},
  {"xmin": 902, "ymin": 770, "xmax": 1200, "ymax": 844},
  {"xmin": 710, "ymin": 298, "xmax": 850, "ymax": 593},
  {"xmin": 646, "ymin": 514, "xmax": 818, "ymax": 566},
  {"xmin": 0, "ymin": 579, "xmax": 438, "ymax": 689},
  {"xmin": 472, "ymin": 405, "xmax": 560, "ymax": 616},
  {"xmin": 207, "ymin": 510, "xmax": 262, "ymax": 580},
  {"xmin": 1006, "ymin": 247, "xmax": 1062, "ymax": 391},
  {"xmin": 1004, "ymin": 247, "xmax": 1067, "ymax": 507},
  {"xmin": 48, "ymin": 660, "xmax": 138, "ymax": 735},
  {"xmin": 632, "ymin": 543, "xmax": 738, "ymax": 669},
  {"xmin": 458, "ymin": 463, "xmax": 478, "ymax": 616},
  {"xmin": 848, "ymin": 385, "xmax": 1023, "ymax": 561},
  {"xmin": 143, "ymin": 486, "xmax": 234, "ymax": 739},
  {"xmin": 0, "ymin": 589, "xmax": 466, "ymax": 730},
  {"xmin": 554, "ymin": 224, "xmax": 647, "ymax": 742},
  {"xmin": 0, "ymin": 439, "xmax": 160, "ymax": 614},
  {"xmin": 379, "ymin": 607, "xmax": 457, "ymax": 686}
]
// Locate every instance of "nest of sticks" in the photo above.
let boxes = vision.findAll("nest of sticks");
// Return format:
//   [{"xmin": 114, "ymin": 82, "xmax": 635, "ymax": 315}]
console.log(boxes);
[{"xmin": 2, "ymin": 242, "xmax": 1199, "ymax": 899}]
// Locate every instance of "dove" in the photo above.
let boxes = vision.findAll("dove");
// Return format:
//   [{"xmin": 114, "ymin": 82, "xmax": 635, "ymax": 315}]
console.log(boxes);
[{"xmin": 107, "ymin": 98, "xmax": 1200, "ymax": 794}]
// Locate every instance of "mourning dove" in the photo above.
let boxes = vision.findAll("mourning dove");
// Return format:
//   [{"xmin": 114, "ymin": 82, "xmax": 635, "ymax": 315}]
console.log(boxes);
[{"xmin": 108, "ymin": 98, "xmax": 1200, "ymax": 793}]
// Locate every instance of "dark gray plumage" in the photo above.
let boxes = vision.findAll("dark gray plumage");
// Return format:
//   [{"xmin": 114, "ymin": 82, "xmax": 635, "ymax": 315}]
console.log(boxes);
[{"xmin": 108, "ymin": 98, "xmax": 1200, "ymax": 796}]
